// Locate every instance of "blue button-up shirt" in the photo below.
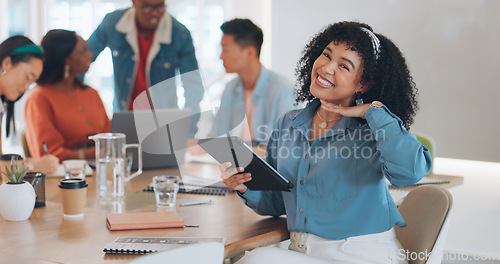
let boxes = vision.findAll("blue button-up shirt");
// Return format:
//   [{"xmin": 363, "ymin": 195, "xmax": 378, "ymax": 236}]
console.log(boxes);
[
  {"xmin": 240, "ymin": 99, "xmax": 432, "ymax": 240},
  {"xmin": 212, "ymin": 66, "xmax": 297, "ymax": 142}
]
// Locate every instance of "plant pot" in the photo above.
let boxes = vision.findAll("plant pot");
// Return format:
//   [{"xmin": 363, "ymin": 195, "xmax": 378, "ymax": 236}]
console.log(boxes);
[{"xmin": 0, "ymin": 181, "xmax": 36, "ymax": 221}]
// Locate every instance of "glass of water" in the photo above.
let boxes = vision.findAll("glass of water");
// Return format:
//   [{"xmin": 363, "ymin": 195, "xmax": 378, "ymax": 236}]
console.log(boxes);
[
  {"xmin": 62, "ymin": 159, "xmax": 88, "ymax": 180},
  {"xmin": 152, "ymin": 176, "xmax": 180, "ymax": 207}
]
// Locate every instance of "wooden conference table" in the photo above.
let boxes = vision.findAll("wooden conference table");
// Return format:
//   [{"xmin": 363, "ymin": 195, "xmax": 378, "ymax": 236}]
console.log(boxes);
[
  {"xmin": 0, "ymin": 163, "xmax": 289, "ymax": 263},
  {"xmin": 0, "ymin": 161, "xmax": 463, "ymax": 264}
]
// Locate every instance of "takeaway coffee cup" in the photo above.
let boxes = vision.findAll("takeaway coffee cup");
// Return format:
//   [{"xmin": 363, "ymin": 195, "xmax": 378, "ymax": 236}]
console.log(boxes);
[{"xmin": 58, "ymin": 179, "xmax": 88, "ymax": 219}]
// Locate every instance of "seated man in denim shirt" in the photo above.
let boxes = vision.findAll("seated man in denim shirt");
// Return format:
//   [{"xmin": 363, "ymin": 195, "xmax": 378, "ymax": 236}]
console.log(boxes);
[
  {"xmin": 87, "ymin": 0, "xmax": 203, "ymax": 137},
  {"xmin": 212, "ymin": 18, "xmax": 297, "ymax": 143}
]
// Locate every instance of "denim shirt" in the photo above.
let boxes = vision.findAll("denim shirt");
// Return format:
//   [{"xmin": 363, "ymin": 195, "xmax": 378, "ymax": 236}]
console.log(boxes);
[
  {"xmin": 240, "ymin": 99, "xmax": 432, "ymax": 240},
  {"xmin": 87, "ymin": 8, "xmax": 204, "ymax": 136},
  {"xmin": 212, "ymin": 66, "xmax": 297, "ymax": 142}
]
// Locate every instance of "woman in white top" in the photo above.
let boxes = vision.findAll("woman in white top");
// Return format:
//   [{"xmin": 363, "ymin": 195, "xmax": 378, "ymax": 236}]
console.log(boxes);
[{"xmin": 0, "ymin": 35, "xmax": 59, "ymax": 173}]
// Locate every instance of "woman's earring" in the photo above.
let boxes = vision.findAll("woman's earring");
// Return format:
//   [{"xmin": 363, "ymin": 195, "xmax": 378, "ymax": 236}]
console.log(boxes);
[
  {"xmin": 355, "ymin": 91, "xmax": 364, "ymax": 106},
  {"xmin": 64, "ymin": 65, "xmax": 70, "ymax": 79},
  {"xmin": 0, "ymin": 69, "xmax": 6, "ymax": 76}
]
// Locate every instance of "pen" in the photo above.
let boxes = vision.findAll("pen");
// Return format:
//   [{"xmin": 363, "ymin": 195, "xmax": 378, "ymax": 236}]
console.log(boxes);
[
  {"xmin": 42, "ymin": 141, "xmax": 49, "ymax": 155},
  {"xmin": 180, "ymin": 200, "xmax": 212, "ymax": 206}
]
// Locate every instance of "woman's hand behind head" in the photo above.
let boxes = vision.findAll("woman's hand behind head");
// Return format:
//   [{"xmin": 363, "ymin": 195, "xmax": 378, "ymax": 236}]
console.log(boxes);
[{"xmin": 320, "ymin": 99, "xmax": 372, "ymax": 119}]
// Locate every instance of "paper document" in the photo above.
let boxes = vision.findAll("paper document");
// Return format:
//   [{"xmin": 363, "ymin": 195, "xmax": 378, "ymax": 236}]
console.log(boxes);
[{"xmin": 46, "ymin": 164, "xmax": 93, "ymax": 178}]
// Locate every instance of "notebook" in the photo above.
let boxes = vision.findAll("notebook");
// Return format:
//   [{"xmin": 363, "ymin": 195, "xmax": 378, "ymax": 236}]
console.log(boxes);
[
  {"xmin": 106, "ymin": 211, "xmax": 184, "ymax": 231},
  {"xmin": 144, "ymin": 174, "xmax": 234, "ymax": 195},
  {"xmin": 103, "ymin": 236, "xmax": 226, "ymax": 255},
  {"xmin": 46, "ymin": 164, "xmax": 93, "ymax": 178},
  {"xmin": 144, "ymin": 181, "xmax": 235, "ymax": 195},
  {"xmin": 389, "ymin": 189, "xmax": 409, "ymax": 204},
  {"xmin": 387, "ymin": 177, "xmax": 450, "ymax": 189},
  {"xmin": 387, "ymin": 177, "xmax": 450, "ymax": 204},
  {"xmin": 111, "ymin": 109, "xmax": 192, "ymax": 169}
]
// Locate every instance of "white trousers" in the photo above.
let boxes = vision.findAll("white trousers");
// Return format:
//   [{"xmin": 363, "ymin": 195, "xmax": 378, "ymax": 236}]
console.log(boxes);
[{"xmin": 237, "ymin": 228, "xmax": 408, "ymax": 264}]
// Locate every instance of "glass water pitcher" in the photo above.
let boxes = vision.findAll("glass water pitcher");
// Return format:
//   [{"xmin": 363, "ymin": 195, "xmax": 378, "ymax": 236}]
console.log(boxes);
[{"xmin": 89, "ymin": 133, "xmax": 142, "ymax": 200}]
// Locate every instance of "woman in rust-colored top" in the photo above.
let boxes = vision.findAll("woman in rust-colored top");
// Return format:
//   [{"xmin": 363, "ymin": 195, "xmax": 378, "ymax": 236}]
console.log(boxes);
[{"xmin": 25, "ymin": 29, "xmax": 110, "ymax": 161}]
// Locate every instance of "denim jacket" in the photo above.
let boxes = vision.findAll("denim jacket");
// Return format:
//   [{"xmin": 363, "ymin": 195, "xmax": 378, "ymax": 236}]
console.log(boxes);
[{"xmin": 87, "ymin": 8, "xmax": 204, "ymax": 136}]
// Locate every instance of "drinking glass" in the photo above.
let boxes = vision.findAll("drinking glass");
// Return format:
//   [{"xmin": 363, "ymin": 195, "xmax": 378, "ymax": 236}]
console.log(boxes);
[
  {"xmin": 63, "ymin": 160, "xmax": 88, "ymax": 180},
  {"xmin": 152, "ymin": 176, "xmax": 180, "ymax": 207}
]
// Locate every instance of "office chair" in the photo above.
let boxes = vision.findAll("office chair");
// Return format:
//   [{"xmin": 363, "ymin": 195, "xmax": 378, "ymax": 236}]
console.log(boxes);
[
  {"xmin": 413, "ymin": 132, "xmax": 436, "ymax": 175},
  {"xmin": 395, "ymin": 185, "xmax": 453, "ymax": 264},
  {"xmin": 21, "ymin": 129, "xmax": 31, "ymax": 158},
  {"xmin": 126, "ymin": 242, "xmax": 224, "ymax": 264}
]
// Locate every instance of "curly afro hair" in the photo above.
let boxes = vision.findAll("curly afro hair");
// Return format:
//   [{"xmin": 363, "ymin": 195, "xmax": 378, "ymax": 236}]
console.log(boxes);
[{"xmin": 295, "ymin": 21, "xmax": 418, "ymax": 129}]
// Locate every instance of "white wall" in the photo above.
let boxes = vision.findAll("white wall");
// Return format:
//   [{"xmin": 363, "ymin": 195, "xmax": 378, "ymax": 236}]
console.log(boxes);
[
  {"xmin": 3, "ymin": 0, "xmax": 499, "ymax": 162},
  {"xmin": 224, "ymin": 0, "xmax": 273, "ymax": 67},
  {"xmin": 0, "ymin": 0, "xmax": 8, "ymax": 40},
  {"xmin": 271, "ymin": 0, "xmax": 500, "ymax": 162}
]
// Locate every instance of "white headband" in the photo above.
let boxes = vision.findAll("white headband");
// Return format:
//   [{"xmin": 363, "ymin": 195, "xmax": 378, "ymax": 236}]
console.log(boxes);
[{"xmin": 360, "ymin": 27, "xmax": 381, "ymax": 59}]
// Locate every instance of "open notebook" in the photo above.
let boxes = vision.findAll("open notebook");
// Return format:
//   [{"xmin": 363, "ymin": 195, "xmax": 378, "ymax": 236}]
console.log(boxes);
[
  {"xmin": 144, "ymin": 175, "xmax": 235, "ymax": 196},
  {"xmin": 387, "ymin": 177, "xmax": 450, "ymax": 189},
  {"xmin": 389, "ymin": 189, "xmax": 410, "ymax": 204},
  {"xmin": 388, "ymin": 176, "xmax": 450, "ymax": 204},
  {"xmin": 46, "ymin": 164, "xmax": 93, "ymax": 178},
  {"xmin": 103, "ymin": 237, "xmax": 226, "ymax": 255}
]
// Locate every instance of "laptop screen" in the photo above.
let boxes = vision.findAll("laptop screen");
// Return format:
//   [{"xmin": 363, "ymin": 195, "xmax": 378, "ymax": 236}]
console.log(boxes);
[{"xmin": 110, "ymin": 109, "xmax": 192, "ymax": 169}]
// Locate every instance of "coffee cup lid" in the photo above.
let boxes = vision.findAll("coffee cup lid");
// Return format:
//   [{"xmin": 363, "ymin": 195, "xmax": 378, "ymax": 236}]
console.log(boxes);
[
  {"xmin": 58, "ymin": 179, "xmax": 88, "ymax": 189},
  {"xmin": 0, "ymin": 154, "xmax": 23, "ymax": 161}
]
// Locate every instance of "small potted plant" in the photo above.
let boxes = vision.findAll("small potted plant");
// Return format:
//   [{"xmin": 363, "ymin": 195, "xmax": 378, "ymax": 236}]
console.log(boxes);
[{"xmin": 0, "ymin": 157, "xmax": 36, "ymax": 221}]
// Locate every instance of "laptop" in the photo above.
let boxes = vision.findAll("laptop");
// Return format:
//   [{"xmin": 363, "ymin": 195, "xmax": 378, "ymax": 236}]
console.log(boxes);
[{"xmin": 111, "ymin": 109, "xmax": 192, "ymax": 169}]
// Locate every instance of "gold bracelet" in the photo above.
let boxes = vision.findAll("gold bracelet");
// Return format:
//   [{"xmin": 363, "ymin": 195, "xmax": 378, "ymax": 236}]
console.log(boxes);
[{"xmin": 370, "ymin": 101, "xmax": 383, "ymax": 108}]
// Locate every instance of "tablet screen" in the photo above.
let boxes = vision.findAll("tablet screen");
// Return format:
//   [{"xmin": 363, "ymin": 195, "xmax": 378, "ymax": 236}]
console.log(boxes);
[{"xmin": 198, "ymin": 137, "xmax": 294, "ymax": 191}]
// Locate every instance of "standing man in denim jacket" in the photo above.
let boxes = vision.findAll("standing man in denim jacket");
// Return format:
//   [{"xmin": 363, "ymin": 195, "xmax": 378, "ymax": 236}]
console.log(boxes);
[{"xmin": 87, "ymin": 0, "xmax": 203, "ymax": 136}]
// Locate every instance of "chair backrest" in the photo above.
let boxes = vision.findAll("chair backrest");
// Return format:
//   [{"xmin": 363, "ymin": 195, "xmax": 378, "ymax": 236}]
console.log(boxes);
[
  {"xmin": 413, "ymin": 132, "xmax": 435, "ymax": 175},
  {"xmin": 395, "ymin": 185, "xmax": 453, "ymax": 264},
  {"xmin": 126, "ymin": 242, "xmax": 224, "ymax": 264},
  {"xmin": 21, "ymin": 130, "xmax": 31, "ymax": 158}
]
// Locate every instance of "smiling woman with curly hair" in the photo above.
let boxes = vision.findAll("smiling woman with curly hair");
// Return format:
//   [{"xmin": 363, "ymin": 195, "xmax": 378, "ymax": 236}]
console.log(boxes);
[
  {"xmin": 218, "ymin": 21, "xmax": 431, "ymax": 264},
  {"xmin": 295, "ymin": 21, "xmax": 418, "ymax": 129}
]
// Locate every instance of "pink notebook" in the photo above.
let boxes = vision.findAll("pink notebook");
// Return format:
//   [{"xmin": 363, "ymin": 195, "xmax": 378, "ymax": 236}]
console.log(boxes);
[{"xmin": 106, "ymin": 211, "xmax": 184, "ymax": 231}]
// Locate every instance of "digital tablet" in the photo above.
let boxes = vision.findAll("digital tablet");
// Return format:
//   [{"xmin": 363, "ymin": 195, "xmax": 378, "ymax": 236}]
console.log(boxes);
[{"xmin": 197, "ymin": 137, "xmax": 294, "ymax": 192}]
